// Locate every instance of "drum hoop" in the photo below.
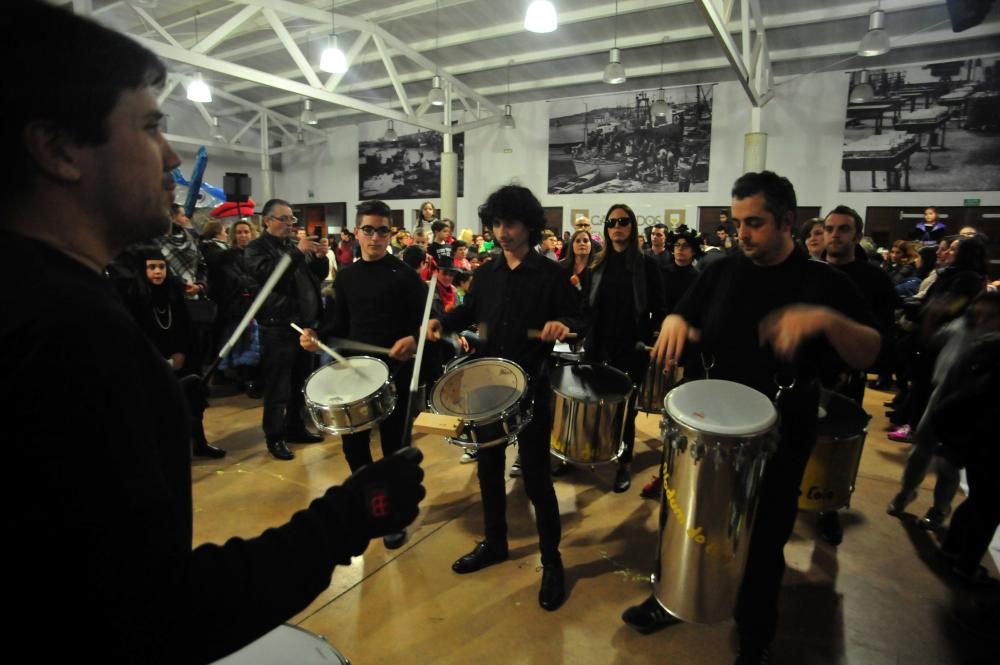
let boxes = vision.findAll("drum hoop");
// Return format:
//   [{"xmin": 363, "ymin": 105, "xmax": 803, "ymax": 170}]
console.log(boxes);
[
  {"xmin": 303, "ymin": 355, "xmax": 392, "ymax": 409},
  {"xmin": 550, "ymin": 362, "xmax": 633, "ymax": 403},
  {"xmin": 430, "ymin": 357, "xmax": 529, "ymax": 419}
]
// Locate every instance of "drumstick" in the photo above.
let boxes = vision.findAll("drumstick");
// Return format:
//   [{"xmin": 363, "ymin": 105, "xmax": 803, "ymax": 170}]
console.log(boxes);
[
  {"xmin": 527, "ymin": 328, "xmax": 578, "ymax": 340},
  {"xmin": 202, "ymin": 253, "xmax": 292, "ymax": 384},
  {"xmin": 326, "ymin": 337, "xmax": 394, "ymax": 355},
  {"xmin": 291, "ymin": 323, "xmax": 364, "ymax": 380},
  {"xmin": 404, "ymin": 273, "xmax": 438, "ymax": 445}
]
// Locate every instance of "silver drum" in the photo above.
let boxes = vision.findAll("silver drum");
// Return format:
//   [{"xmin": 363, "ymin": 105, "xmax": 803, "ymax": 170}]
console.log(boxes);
[
  {"xmin": 429, "ymin": 358, "xmax": 531, "ymax": 450},
  {"xmin": 636, "ymin": 360, "xmax": 681, "ymax": 414},
  {"xmin": 212, "ymin": 624, "xmax": 350, "ymax": 664},
  {"xmin": 652, "ymin": 379, "xmax": 777, "ymax": 624},
  {"xmin": 303, "ymin": 356, "xmax": 396, "ymax": 435},
  {"xmin": 549, "ymin": 363, "xmax": 633, "ymax": 466}
]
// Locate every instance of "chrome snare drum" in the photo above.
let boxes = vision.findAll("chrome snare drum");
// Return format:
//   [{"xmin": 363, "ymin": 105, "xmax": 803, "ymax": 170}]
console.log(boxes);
[
  {"xmin": 798, "ymin": 391, "xmax": 870, "ymax": 512},
  {"xmin": 549, "ymin": 363, "xmax": 633, "ymax": 465},
  {"xmin": 212, "ymin": 624, "xmax": 350, "ymax": 664},
  {"xmin": 429, "ymin": 357, "xmax": 531, "ymax": 450},
  {"xmin": 304, "ymin": 356, "xmax": 396, "ymax": 435},
  {"xmin": 652, "ymin": 379, "xmax": 777, "ymax": 624}
]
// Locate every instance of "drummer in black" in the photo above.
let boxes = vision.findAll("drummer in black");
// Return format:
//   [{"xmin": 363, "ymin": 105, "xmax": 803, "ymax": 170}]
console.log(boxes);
[
  {"xmin": 427, "ymin": 185, "xmax": 582, "ymax": 612},
  {"xmin": 585, "ymin": 204, "xmax": 667, "ymax": 492},
  {"xmin": 624, "ymin": 171, "xmax": 880, "ymax": 665},
  {"xmin": 301, "ymin": 200, "xmax": 426, "ymax": 550}
]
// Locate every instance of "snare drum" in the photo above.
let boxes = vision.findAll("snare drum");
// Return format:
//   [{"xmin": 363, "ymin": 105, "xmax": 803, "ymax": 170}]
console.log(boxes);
[
  {"xmin": 653, "ymin": 379, "xmax": 778, "ymax": 623},
  {"xmin": 429, "ymin": 357, "xmax": 531, "ymax": 450},
  {"xmin": 212, "ymin": 624, "xmax": 350, "ymax": 664},
  {"xmin": 549, "ymin": 363, "xmax": 633, "ymax": 465},
  {"xmin": 304, "ymin": 356, "xmax": 396, "ymax": 435},
  {"xmin": 551, "ymin": 341, "xmax": 583, "ymax": 367},
  {"xmin": 798, "ymin": 391, "xmax": 870, "ymax": 512}
]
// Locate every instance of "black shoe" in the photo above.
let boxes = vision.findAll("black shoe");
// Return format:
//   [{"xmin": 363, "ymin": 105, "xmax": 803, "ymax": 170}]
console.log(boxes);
[
  {"xmin": 539, "ymin": 561, "xmax": 566, "ymax": 611},
  {"xmin": 285, "ymin": 429, "xmax": 324, "ymax": 444},
  {"xmin": 245, "ymin": 382, "xmax": 262, "ymax": 399},
  {"xmin": 621, "ymin": 595, "xmax": 681, "ymax": 634},
  {"xmin": 735, "ymin": 645, "xmax": 771, "ymax": 665},
  {"xmin": 817, "ymin": 511, "xmax": 843, "ymax": 546},
  {"xmin": 613, "ymin": 465, "xmax": 631, "ymax": 493},
  {"xmin": 193, "ymin": 442, "xmax": 226, "ymax": 459},
  {"xmin": 266, "ymin": 439, "xmax": 295, "ymax": 461},
  {"xmin": 383, "ymin": 530, "xmax": 407, "ymax": 550},
  {"xmin": 452, "ymin": 541, "xmax": 508, "ymax": 574}
]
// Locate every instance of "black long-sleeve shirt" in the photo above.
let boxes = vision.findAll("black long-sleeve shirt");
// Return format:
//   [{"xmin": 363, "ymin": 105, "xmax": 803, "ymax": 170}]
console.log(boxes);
[{"xmin": 440, "ymin": 248, "xmax": 583, "ymax": 378}]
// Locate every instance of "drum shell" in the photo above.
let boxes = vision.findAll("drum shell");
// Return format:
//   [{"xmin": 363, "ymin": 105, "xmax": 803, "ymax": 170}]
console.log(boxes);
[
  {"xmin": 798, "ymin": 392, "xmax": 870, "ymax": 512},
  {"xmin": 652, "ymin": 413, "xmax": 774, "ymax": 623},
  {"xmin": 549, "ymin": 363, "xmax": 632, "ymax": 465},
  {"xmin": 304, "ymin": 358, "xmax": 397, "ymax": 435},
  {"xmin": 636, "ymin": 362, "xmax": 680, "ymax": 414},
  {"xmin": 211, "ymin": 624, "xmax": 350, "ymax": 664}
]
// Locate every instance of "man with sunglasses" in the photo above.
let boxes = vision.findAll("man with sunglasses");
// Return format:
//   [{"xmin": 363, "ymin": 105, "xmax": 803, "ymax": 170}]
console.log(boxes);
[
  {"xmin": 245, "ymin": 199, "xmax": 329, "ymax": 460},
  {"xmin": 300, "ymin": 200, "xmax": 426, "ymax": 550}
]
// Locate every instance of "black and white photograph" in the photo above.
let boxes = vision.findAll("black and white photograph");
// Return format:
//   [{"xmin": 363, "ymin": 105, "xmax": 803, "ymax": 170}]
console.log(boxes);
[
  {"xmin": 358, "ymin": 129, "xmax": 465, "ymax": 199},
  {"xmin": 840, "ymin": 57, "xmax": 1000, "ymax": 192},
  {"xmin": 547, "ymin": 85, "xmax": 713, "ymax": 195}
]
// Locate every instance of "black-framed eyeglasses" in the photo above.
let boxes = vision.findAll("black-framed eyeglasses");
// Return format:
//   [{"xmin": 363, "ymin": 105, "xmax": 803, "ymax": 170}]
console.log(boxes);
[
  {"xmin": 359, "ymin": 225, "xmax": 392, "ymax": 237},
  {"xmin": 269, "ymin": 214, "xmax": 298, "ymax": 224},
  {"xmin": 606, "ymin": 216, "xmax": 632, "ymax": 228}
]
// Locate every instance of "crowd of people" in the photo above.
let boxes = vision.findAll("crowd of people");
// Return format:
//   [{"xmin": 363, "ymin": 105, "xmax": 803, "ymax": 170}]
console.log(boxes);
[{"xmin": 4, "ymin": 3, "xmax": 997, "ymax": 664}]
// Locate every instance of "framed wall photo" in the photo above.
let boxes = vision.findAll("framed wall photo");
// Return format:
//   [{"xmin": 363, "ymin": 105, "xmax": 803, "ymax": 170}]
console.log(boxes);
[
  {"xmin": 571, "ymin": 208, "xmax": 589, "ymax": 223},
  {"xmin": 664, "ymin": 209, "xmax": 686, "ymax": 229}
]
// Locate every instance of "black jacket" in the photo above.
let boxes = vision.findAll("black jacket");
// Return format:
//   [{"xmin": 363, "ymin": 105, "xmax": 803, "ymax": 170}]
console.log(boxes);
[{"xmin": 245, "ymin": 232, "xmax": 328, "ymax": 328}]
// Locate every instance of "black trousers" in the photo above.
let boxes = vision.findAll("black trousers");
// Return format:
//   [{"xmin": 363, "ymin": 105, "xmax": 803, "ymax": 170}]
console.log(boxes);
[
  {"xmin": 259, "ymin": 325, "xmax": 315, "ymax": 441},
  {"xmin": 477, "ymin": 379, "xmax": 562, "ymax": 566},
  {"xmin": 942, "ymin": 457, "xmax": 1000, "ymax": 574},
  {"xmin": 734, "ymin": 383, "xmax": 818, "ymax": 651},
  {"xmin": 341, "ymin": 363, "xmax": 414, "ymax": 473},
  {"xmin": 587, "ymin": 339, "xmax": 650, "ymax": 465}
]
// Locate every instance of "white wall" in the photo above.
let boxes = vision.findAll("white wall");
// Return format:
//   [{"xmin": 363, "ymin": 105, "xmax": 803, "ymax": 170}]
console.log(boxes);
[{"xmin": 192, "ymin": 71, "xmax": 998, "ymax": 235}]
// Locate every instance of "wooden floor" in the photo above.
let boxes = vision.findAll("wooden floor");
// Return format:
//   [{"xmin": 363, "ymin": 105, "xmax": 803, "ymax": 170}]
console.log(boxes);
[{"xmin": 194, "ymin": 385, "xmax": 999, "ymax": 665}]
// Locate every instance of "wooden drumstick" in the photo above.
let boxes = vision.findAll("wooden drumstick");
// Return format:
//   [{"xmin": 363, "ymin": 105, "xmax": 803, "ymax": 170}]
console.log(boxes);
[
  {"xmin": 527, "ymin": 328, "xmax": 578, "ymax": 341},
  {"xmin": 291, "ymin": 324, "xmax": 364, "ymax": 380},
  {"xmin": 326, "ymin": 337, "xmax": 394, "ymax": 355}
]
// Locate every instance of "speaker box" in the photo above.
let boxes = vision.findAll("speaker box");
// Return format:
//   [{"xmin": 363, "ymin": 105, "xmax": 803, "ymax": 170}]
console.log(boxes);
[{"xmin": 947, "ymin": 0, "xmax": 995, "ymax": 32}]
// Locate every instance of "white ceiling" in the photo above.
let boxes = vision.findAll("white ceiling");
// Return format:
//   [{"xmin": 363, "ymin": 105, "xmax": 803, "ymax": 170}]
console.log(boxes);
[{"xmin": 73, "ymin": 0, "xmax": 1000, "ymax": 147}]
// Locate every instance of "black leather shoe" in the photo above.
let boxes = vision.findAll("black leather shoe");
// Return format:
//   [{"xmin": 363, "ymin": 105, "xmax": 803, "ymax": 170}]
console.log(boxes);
[
  {"xmin": 286, "ymin": 429, "xmax": 324, "ymax": 444},
  {"xmin": 383, "ymin": 530, "xmax": 407, "ymax": 550},
  {"xmin": 452, "ymin": 541, "xmax": 508, "ymax": 574},
  {"xmin": 193, "ymin": 442, "xmax": 226, "ymax": 459},
  {"xmin": 539, "ymin": 562, "xmax": 566, "ymax": 611},
  {"xmin": 734, "ymin": 645, "xmax": 771, "ymax": 665},
  {"xmin": 622, "ymin": 595, "xmax": 682, "ymax": 634},
  {"xmin": 817, "ymin": 511, "xmax": 843, "ymax": 546},
  {"xmin": 245, "ymin": 382, "xmax": 262, "ymax": 399},
  {"xmin": 613, "ymin": 465, "xmax": 631, "ymax": 493},
  {"xmin": 266, "ymin": 439, "xmax": 295, "ymax": 461}
]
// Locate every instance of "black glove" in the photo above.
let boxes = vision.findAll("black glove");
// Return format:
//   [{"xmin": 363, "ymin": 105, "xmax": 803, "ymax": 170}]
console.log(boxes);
[{"xmin": 325, "ymin": 447, "xmax": 426, "ymax": 557}]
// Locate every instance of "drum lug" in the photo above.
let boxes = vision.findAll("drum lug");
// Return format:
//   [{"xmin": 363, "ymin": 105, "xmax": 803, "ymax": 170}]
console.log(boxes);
[{"xmin": 690, "ymin": 438, "xmax": 704, "ymax": 463}]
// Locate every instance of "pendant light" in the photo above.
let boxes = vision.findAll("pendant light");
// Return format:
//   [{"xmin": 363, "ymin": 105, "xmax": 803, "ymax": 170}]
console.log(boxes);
[
  {"xmin": 186, "ymin": 12, "xmax": 212, "ymax": 102},
  {"xmin": 300, "ymin": 99, "xmax": 318, "ymax": 125},
  {"xmin": 320, "ymin": 1, "xmax": 348, "ymax": 74},
  {"xmin": 428, "ymin": 1, "xmax": 445, "ymax": 106},
  {"xmin": 524, "ymin": 1, "xmax": 558, "ymax": 33},
  {"xmin": 650, "ymin": 38, "xmax": 670, "ymax": 117},
  {"xmin": 849, "ymin": 70, "xmax": 876, "ymax": 103},
  {"xmin": 383, "ymin": 120, "xmax": 398, "ymax": 141},
  {"xmin": 858, "ymin": 5, "xmax": 890, "ymax": 57},
  {"xmin": 501, "ymin": 61, "xmax": 516, "ymax": 128},
  {"xmin": 211, "ymin": 116, "xmax": 224, "ymax": 141},
  {"xmin": 603, "ymin": 0, "xmax": 626, "ymax": 85}
]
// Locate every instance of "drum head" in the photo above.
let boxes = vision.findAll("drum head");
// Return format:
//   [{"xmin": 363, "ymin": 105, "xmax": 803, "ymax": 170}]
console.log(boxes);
[
  {"xmin": 551, "ymin": 363, "xmax": 632, "ymax": 402},
  {"xmin": 431, "ymin": 358, "xmax": 527, "ymax": 419},
  {"xmin": 817, "ymin": 390, "xmax": 870, "ymax": 437},
  {"xmin": 304, "ymin": 356, "xmax": 389, "ymax": 406},
  {"xmin": 211, "ymin": 624, "xmax": 348, "ymax": 664},
  {"xmin": 665, "ymin": 379, "xmax": 776, "ymax": 436}
]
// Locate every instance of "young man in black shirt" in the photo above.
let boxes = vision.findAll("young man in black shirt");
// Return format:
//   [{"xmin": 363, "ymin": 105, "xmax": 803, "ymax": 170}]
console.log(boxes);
[
  {"xmin": 301, "ymin": 200, "xmax": 425, "ymax": 549},
  {"xmin": 427, "ymin": 185, "xmax": 582, "ymax": 612},
  {"xmin": 1, "ymin": 4, "xmax": 425, "ymax": 662},
  {"xmin": 624, "ymin": 172, "xmax": 880, "ymax": 665}
]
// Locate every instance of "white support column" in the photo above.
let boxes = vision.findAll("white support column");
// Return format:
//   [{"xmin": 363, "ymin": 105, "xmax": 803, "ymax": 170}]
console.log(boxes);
[
  {"xmin": 440, "ymin": 85, "xmax": 458, "ymax": 223},
  {"xmin": 259, "ymin": 114, "xmax": 274, "ymax": 202},
  {"xmin": 743, "ymin": 106, "xmax": 767, "ymax": 173}
]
